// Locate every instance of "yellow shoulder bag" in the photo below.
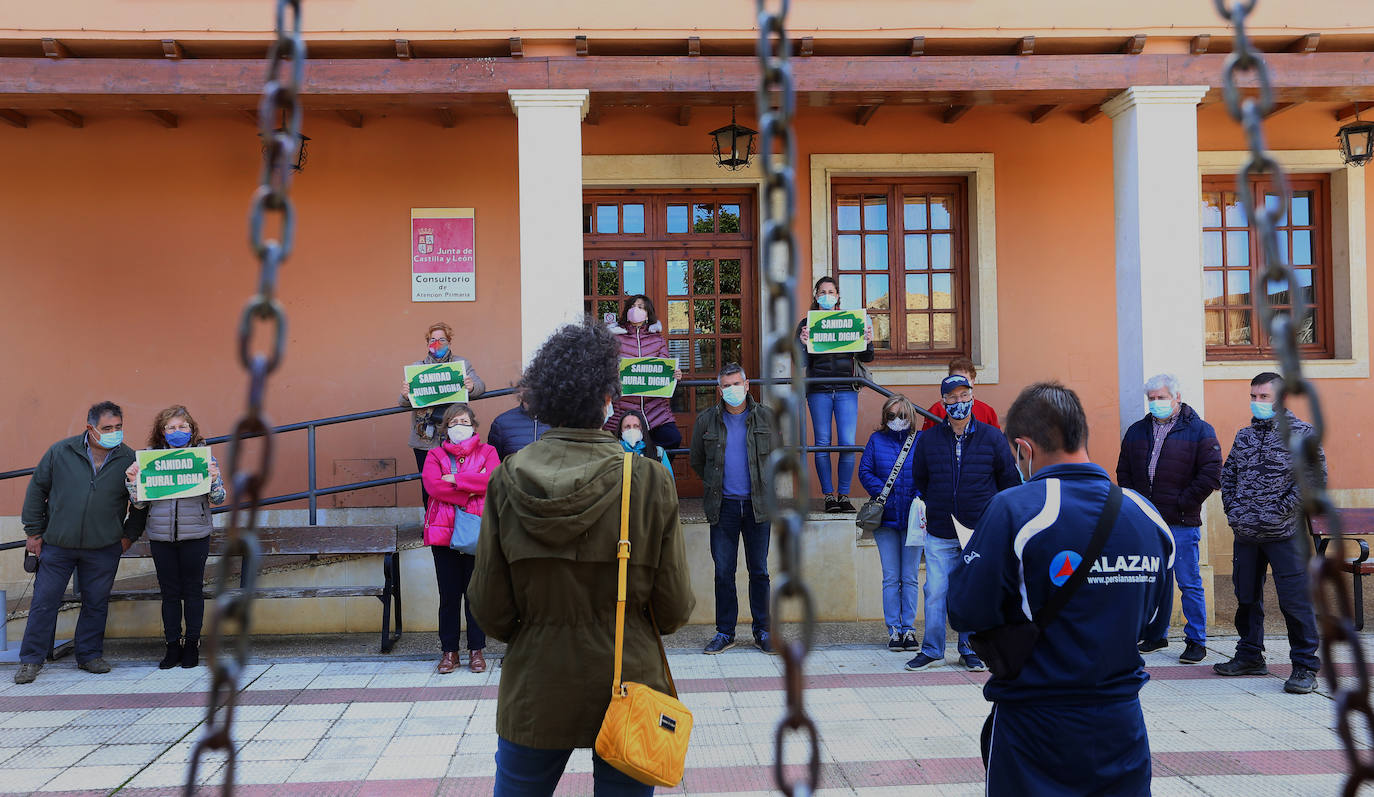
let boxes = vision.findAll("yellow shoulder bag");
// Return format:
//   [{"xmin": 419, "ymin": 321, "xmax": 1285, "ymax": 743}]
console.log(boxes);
[{"xmin": 594, "ymin": 453, "xmax": 694, "ymax": 787}]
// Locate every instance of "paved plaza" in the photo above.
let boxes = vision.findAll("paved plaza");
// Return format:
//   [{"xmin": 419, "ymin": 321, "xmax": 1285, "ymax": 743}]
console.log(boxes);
[{"xmin": 0, "ymin": 635, "xmax": 1367, "ymax": 796}]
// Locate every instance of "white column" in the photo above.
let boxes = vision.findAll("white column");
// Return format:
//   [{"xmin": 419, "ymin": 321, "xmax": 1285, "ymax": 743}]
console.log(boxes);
[
  {"xmin": 1104, "ymin": 86, "xmax": 1210, "ymax": 430},
  {"xmin": 509, "ymin": 89, "xmax": 590, "ymax": 364}
]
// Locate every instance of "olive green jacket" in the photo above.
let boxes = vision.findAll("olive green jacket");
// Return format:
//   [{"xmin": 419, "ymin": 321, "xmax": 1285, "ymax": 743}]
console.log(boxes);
[
  {"xmin": 469, "ymin": 427, "xmax": 695, "ymax": 749},
  {"xmin": 688, "ymin": 397, "xmax": 778, "ymax": 525},
  {"xmin": 22, "ymin": 434, "xmax": 146, "ymax": 549}
]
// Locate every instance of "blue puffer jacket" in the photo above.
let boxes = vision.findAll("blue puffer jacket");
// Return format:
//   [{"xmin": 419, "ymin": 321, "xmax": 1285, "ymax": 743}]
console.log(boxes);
[
  {"xmin": 858, "ymin": 428, "xmax": 921, "ymax": 530},
  {"xmin": 911, "ymin": 418, "xmax": 1021, "ymax": 539}
]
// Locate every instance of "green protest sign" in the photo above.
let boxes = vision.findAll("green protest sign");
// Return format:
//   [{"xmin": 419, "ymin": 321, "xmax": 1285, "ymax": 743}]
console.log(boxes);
[
  {"xmin": 806, "ymin": 309, "xmax": 868, "ymax": 354},
  {"xmin": 619, "ymin": 357, "xmax": 678, "ymax": 399},
  {"xmin": 405, "ymin": 361, "xmax": 468, "ymax": 408},
  {"xmin": 136, "ymin": 447, "xmax": 212, "ymax": 502}
]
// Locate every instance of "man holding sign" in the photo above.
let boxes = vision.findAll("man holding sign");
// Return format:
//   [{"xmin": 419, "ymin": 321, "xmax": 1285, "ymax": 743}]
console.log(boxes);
[{"xmin": 15, "ymin": 402, "xmax": 148, "ymax": 684}]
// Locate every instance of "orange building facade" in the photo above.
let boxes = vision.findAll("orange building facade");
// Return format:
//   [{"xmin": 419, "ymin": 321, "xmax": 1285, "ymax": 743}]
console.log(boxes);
[{"xmin": 3, "ymin": 1, "xmax": 1374, "ymax": 617}]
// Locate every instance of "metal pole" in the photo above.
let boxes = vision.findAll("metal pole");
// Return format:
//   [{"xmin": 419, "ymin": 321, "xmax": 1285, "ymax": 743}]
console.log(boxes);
[{"xmin": 307, "ymin": 423, "xmax": 317, "ymax": 526}]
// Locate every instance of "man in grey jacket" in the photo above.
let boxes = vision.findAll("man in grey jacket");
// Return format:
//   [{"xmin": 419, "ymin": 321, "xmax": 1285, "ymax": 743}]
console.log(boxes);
[
  {"xmin": 15, "ymin": 402, "xmax": 148, "ymax": 684},
  {"xmin": 1215, "ymin": 372, "xmax": 1326, "ymax": 694},
  {"xmin": 690, "ymin": 363, "xmax": 778, "ymax": 655}
]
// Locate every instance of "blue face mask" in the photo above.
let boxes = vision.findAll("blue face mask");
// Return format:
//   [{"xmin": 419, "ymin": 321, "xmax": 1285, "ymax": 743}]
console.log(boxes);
[
  {"xmin": 1148, "ymin": 399, "xmax": 1174, "ymax": 420},
  {"xmin": 816, "ymin": 294, "xmax": 838, "ymax": 310},
  {"xmin": 1251, "ymin": 401, "xmax": 1276, "ymax": 420},
  {"xmin": 164, "ymin": 430, "xmax": 193, "ymax": 448},
  {"xmin": 96, "ymin": 430, "xmax": 123, "ymax": 449},
  {"xmin": 721, "ymin": 385, "xmax": 748, "ymax": 407},
  {"xmin": 946, "ymin": 400, "xmax": 973, "ymax": 421}
]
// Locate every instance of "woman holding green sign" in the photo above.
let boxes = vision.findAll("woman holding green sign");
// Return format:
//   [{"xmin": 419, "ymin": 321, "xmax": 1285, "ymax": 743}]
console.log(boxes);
[
  {"xmin": 123, "ymin": 405, "xmax": 225, "ymax": 669},
  {"xmin": 606, "ymin": 295, "xmax": 683, "ymax": 457},
  {"xmin": 797, "ymin": 276, "xmax": 875, "ymax": 513},
  {"xmin": 399, "ymin": 321, "xmax": 487, "ymax": 507}
]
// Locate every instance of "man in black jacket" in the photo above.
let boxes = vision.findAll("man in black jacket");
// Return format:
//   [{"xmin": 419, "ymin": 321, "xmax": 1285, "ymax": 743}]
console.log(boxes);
[
  {"xmin": 15, "ymin": 402, "xmax": 147, "ymax": 684},
  {"xmin": 1214, "ymin": 372, "xmax": 1325, "ymax": 694},
  {"xmin": 486, "ymin": 390, "xmax": 550, "ymax": 461},
  {"xmin": 907, "ymin": 375, "xmax": 1020, "ymax": 673},
  {"xmin": 1116, "ymin": 373, "xmax": 1222, "ymax": 663}
]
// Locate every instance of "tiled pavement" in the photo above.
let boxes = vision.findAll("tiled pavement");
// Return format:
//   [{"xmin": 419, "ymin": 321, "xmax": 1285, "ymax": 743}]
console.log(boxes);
[{"xmin": 0, "ymin": 637, "xmax": 1369, "ymax": 796}]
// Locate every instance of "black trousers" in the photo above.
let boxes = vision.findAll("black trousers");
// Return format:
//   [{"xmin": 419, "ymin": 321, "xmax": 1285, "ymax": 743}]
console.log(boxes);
[
  {"xmin": 1233, "ymin": 534, "xmax": 1321, "ymax": 670},
  {"xmin": 431, "ymin": 544, "xmax": 485, "ymax": 652},
  {"xmin": 149, "ymin": 537, "xmax": 211, "ymax": 643},
  {"xmin": 413, "ymin": 447, "xmax": 431, "ymax": 506}
]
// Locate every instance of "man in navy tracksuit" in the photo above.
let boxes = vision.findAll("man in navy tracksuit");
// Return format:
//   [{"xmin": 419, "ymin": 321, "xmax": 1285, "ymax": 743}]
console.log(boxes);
[{"xmin": 951, "ymin": 382, "xmax": 1174, "ymax": 796}]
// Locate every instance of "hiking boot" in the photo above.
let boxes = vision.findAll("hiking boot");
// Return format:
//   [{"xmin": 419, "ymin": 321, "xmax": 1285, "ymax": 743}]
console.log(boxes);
[
  {"xmin": 1284, "ymin": 667, "xmax": 1319, "ymax": 694},
  {"xmin": 904, "ymin": 653, "xmax": 943, "ymax": 672},
  {"xmin": 704, "ymin": 633, "xmax": 736, "ymax": 654},
  {"xmin": 824, "ymin": 496, "xmax": 842, "ymax": 513},
  {"xmin": 902, "ymin": 630, "xmax": 920, "ymax": 651},
  {"xmin": 835, "ymin": 496, "xmax": 857, "ymax": 513},
  {"xmin": 755, "ymin": 631, "xmax": 778, "ymax": 655},
  {"xmin": 961, "ymin": 654, "xmax": 988, "ymax": 673},
  {"xmin": 1213, "ymin": 656, "xmax": 1268, "ymax": 677},
  {"xmin": 78, "ymin": 658, "xmax": 111, "ymax": 675},
  {"xmin": 13, "ymin": 662, "xmax": 41, "ymax": 684},
  {"xmin": 887, "ymin": 630, "xmax": 905, "ymax": 652},
  {"xmin": 1179, "ymin": 641, "xmax": 1207, "ymax": 664},
  {"xmin": 1138, "ymin": 638, "xmax": 1168, "ymax": 653},
  {"xmin": 159, "ymin": 641, "xmax": 183, "ymax": 670}
]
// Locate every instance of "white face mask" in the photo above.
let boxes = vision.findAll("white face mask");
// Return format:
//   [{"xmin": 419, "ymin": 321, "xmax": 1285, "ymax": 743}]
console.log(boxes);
[
  {"xmin": 621, "ymin": 428, "xmax": 644, "ymax": 446},
  {"xmin": 447, "ymin": 424, "xmax": 475, "ymax": 443},
  {"xmin": 886, "ymin": 418, "xmax": 910, "ymax": 432},
  {"xmin": 1015, "ymin": 440, "xmax": 1034, "ymax": 483}
]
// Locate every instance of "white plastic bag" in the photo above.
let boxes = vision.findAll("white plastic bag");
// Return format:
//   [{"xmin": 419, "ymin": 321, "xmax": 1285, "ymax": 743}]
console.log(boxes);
[{"xmin": 905, "ymin": 497, "xmax": 927, "ymax": 547}]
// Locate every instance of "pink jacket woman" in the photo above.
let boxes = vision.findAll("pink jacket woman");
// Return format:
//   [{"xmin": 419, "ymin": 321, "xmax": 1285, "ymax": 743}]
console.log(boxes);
[{"xmin": 422, "ymin": 434, "xmax": 499, "ymax": 547}]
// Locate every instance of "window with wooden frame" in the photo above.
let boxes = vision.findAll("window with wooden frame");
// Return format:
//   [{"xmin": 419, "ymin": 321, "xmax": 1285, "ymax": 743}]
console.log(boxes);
[
  {"xmin": 1201, "ymin": 174, "xmax": 1332, "ymax": 359},
  {"xmin": 831, "ymin": 177, "xmax": 970, "ymax": 359}
]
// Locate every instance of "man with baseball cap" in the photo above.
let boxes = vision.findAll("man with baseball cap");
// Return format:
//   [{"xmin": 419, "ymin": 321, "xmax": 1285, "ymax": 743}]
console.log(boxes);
[{"xmin": 906, "ymin": 374, "xmax": 1021, "ymax": 672}]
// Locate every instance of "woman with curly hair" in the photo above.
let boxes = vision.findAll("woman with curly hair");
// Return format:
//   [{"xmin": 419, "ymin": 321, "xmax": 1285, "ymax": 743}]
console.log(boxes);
[
  {"xmin": 470, "ymin": 319, "xmax": 695, "ymax": 795},
  {"xmin": 124, "ymin": 405, "xmax": 225, "ymax": 669}
]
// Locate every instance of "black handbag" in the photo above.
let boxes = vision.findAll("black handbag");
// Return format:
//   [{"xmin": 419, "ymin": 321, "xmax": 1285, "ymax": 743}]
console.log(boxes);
[
  {"xmin": 856, "ymin": 431, "xmax": 917, "ymax": 533},
  {"xmin": 968, "ymin": 484, "xmax": 1123, "ymax": 680}
]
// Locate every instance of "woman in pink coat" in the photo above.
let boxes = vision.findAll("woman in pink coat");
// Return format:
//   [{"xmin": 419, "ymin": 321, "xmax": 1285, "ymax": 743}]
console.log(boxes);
[
  {"xmin": 421, "ymin": 402, "xmax": 499, "ymax": 674},
  {"xmin": 604, "ymin": 294, "xmax": 684, "ymax": 456}
]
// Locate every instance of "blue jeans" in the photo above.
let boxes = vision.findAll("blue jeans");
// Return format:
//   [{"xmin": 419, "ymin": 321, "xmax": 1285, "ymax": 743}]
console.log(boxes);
[
  {"xmin": 20, "ymin": 541, "xmax": 123, "ymax": 664},
  {"xmin": 806, "ymin": 390, "xmax": 858, "ymax": 496},
  {"xmin": 710, "ymin": 498, "xmax": 771, "ymax": 637},
  {"xmin": 494, "ymin": 737, "xmax": 653, "ymax": 796},
  {"xmin": 1160, "ymin": 525, "xmax": 1206, "ymax": 645},
  {"xmin": 921, "ymin": 533, "xmax": 973, "ymax": 659},
  {"xmin": 872, "ymin": 527, "xmax": 921, "ymax": 633}
]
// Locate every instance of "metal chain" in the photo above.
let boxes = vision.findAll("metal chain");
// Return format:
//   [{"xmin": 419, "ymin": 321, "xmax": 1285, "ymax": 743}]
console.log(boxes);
[
  {"xmin": 1215, "ymin": 3, "xmax": 1374, "ymax": 795},
  {"xmin": 755, "ymin": 2, "xmax": 821, "ymax": 794},
  {"xmin": 184, "ymin": 1, "xmax": 304, "ymax": 794}
]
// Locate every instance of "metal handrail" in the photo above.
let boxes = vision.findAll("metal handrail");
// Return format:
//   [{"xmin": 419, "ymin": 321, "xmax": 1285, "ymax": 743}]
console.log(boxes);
[{"xmin": 1, "ymin": 375, "xmax": 933, "ymax": 551}]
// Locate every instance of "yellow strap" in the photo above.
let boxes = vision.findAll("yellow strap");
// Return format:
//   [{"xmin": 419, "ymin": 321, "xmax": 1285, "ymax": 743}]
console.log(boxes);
[{"xmin": 611, "ymin": 452, "xmax": 633, "ymax": 697}]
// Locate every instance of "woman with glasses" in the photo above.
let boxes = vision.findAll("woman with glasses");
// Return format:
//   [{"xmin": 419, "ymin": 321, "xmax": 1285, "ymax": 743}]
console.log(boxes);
[{"xmin": 399, "ymin": 321, "xmax": 487, "ymax": 506}]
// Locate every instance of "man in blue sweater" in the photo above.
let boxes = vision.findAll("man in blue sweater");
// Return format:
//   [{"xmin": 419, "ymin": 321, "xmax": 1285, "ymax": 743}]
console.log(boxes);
[
  {"xmin": 907, "ymin": 374, "xmax": 1020, "ymax": 672},
  {"xmin": 950, "ymin": 382, "xmax": 1174, "ymax": 796}
]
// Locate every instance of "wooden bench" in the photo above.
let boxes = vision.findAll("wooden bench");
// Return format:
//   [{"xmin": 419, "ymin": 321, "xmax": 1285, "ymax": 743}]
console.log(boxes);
[
  {"xmin": 1309, "ymin": 508, "xmax": 1374, "ymax": 631},
  {"xmin": 97, "ymin": 525, "xmax": 402, "ymax": 653}
]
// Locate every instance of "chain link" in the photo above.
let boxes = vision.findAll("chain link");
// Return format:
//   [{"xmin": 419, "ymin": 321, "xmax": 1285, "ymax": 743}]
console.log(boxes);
[
  {"xmin": 1215, "ymin": 3, "xmax": 1374, "ymax": 794},
  {"xmin": 184, "ymin": 1, "xmax": 304, "ymax": 794},
  {"xmin": 755, "ymin": 2, "xmax": 821, "ymax": 794}
]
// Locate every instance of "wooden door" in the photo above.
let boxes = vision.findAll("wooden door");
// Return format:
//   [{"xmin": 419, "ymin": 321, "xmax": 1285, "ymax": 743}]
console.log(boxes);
[{"xmin": 584, "ymin": 190, "xmax": 758, "ymax": 496}]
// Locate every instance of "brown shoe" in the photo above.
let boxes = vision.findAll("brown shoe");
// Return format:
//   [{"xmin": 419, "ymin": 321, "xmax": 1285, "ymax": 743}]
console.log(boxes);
[
  {"xmin": 468, "ymin": 649, "xmax": 486, "ymax": 673},
  {"xmin": 437, "ymin": 651, "xmax": 461, "ymax": 674}
]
